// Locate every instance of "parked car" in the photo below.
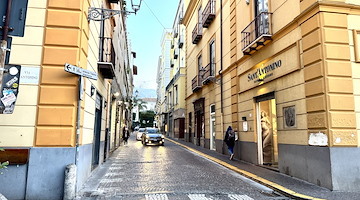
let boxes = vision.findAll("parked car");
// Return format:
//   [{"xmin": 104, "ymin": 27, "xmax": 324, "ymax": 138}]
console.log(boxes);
[
  {"xmin": 141, "ymin": 128, "xmax": 164, "ymax": 146},
  {"xmin": 136, "ymin": 128, "xmax": 146, "ymax": 141}
]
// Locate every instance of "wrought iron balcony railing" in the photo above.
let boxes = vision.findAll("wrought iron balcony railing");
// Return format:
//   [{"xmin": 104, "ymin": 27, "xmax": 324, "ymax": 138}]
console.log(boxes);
[
  {"xmin": 202, "ymin": 63, "xmax": 215, "ymax": 84},
  {"xmin": 241, "ymin": 12, "xmax": 272, "ymax": 55},
  {"xmin": 192, "ymin": 23, "xmax": 203, "ymax": 44},
  {"xmin": 202, "ymin": 0, "xmax": 216, "ymax": 28},
  {"xmin": 192, "ymin": 74, "xmax": 203, "ymax": 92}
]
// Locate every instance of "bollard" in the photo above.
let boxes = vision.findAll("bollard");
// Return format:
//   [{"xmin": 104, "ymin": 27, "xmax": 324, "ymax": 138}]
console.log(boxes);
[{"xmin": 63, "ymin": 164, "xmax": 76, "ymax": 200}]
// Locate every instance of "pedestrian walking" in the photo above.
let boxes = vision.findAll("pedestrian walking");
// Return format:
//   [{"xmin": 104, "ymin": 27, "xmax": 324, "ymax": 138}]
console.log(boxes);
[
  {"xmin": 123, "ymin": 126, "xmax": 129, "ymax": 145},
  {"xmin": 224, "ymin": 126, "xmax": 236, "ymax": 160}
]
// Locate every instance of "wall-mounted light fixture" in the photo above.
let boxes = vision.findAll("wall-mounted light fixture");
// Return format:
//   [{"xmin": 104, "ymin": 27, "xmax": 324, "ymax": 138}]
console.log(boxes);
[
  {"xmin": 246, "ymin": 0, "xmax": 250, "ymax": 5},
  {"xmin": 113, "ymin": 92, "xmax": 120, "ymax": 98},
  {"xmin": 88, "ymin": 0, "xmax": 142, "ymax": 21},
  {"xmin": 91, "ymin": 85, "xmax": 96, "ymax": 97}
]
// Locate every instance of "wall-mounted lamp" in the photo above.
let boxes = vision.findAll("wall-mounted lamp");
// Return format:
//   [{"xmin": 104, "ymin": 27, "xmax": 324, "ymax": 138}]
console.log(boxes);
[
  {"xmin": 91, "ymin": 85, "xmax": 96, "ymax": 97},
  {"xmin": 113, "ymin": 92, "xmax": 120, "ymax": 98},
  {"xmin": 246, "ymin": 0, "xmax": 250, "ymax": 5},
  {"xmin": 88, "ymin": 0, "xmax": 142, "ymax": 21}
]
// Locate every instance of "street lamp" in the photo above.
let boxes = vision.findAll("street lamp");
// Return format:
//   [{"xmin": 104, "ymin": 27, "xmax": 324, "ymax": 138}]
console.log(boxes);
[
  {"xmin": 131, "ymin": 0, "xmax": 142, "ymax": 13},
  {"xmin": 88, "ymin": 0, "xmax": 142, "ymax": 21}
]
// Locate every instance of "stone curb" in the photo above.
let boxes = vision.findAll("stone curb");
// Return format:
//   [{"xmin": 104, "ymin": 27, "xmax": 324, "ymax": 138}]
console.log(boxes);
[{"xmin": 166, "ymin": 138, "xmax": 326, "ymax": 200}]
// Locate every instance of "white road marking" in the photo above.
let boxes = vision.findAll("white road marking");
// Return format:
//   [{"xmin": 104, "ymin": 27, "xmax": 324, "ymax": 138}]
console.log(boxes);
[
  {"xmin": 228, "ymin": 194, "xmax": 254, "ymax": 200},
  {"xmin": 188, "ymin": 194, "xmax": 213, "ymax": 200},
  {"xmin": 145, "ymin": 194, "xmax": 169, "ymax": 200}
]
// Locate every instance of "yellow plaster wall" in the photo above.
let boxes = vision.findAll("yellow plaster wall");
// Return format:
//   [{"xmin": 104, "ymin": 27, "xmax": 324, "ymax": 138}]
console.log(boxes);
[
  {"xmin": 35, "ymin": 0, "xmax": 85, "ymax": 147},
  {"xmin": 0, "ymin": 1, "xmax": 48, "ymax": 147},
  {"xmin": 349, "ymin": 12, "xmax": 360, "ymax": 146}
]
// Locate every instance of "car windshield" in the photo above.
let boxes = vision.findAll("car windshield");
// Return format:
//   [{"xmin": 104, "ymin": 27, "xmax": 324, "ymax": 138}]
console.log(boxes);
[
  {"xmin": 139, "ymin": 128, "xmax": 146, "ymax": 132},
  {"xmin": 146, "ymin": 129, "xmax": 159, "ymax": 133}
]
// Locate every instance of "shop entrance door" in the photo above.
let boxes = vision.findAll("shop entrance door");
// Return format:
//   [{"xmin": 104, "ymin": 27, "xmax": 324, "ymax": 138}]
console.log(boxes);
[
  {"xmin": 256, "ymin": 92, "xmax": 278, "ymax": 167},
  {"xmin": 92, "ymin": 93, "xmax": 102, "ymax": 170}
]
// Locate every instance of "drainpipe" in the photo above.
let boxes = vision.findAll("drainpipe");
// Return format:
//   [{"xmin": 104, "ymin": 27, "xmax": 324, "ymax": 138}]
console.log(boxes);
[
  {"xmin": 219, "ymin": 0, "xmax": 225, "ymax": 152},
  {"xmin": 99, "ymin": 7, "xmax": 105, "ymax": 62}
]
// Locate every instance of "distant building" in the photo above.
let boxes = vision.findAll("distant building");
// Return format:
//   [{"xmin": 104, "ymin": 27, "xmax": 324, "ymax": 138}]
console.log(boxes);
[
  {"xmin": 142, "ymin": 98, "xmax": 157, "ymax": 111},
  {"xmin": 155, "ymin": 30, "xmax": 173, "ymax": 133}
]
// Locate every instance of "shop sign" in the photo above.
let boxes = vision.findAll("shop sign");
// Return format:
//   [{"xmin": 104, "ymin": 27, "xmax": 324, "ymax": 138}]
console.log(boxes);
[
  {"xmin": 247, "ymin": 60, "xmax": 282, "ymax": 83},
  {"xmin": 239, "ymin": 44, "xmax": 300, "ymax": 92}
]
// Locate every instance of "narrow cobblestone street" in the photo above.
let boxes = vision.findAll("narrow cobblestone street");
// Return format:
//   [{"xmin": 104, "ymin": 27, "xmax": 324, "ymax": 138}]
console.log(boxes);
[{"xmin": 76, "ymin": 134, "xmax": 285, "ymax": 200}]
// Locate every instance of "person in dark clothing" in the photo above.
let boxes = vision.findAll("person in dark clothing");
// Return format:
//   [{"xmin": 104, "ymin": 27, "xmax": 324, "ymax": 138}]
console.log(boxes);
[
  {"xmin": 122, "ymin": 126, "xmax": 129, "ymax": 145},
  {"xmin": 224, "ymin": 126, "xmax": 236, "ymax": 160}
]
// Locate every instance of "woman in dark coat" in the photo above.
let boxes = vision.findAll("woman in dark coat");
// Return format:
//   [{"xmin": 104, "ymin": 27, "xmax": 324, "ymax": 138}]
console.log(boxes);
[
  {"xmin": 122, "ymin": 126, "xmax": 129, "ymax": 145},
  {"xmin": 224, "ymin": 126, "xmax": 236, "ymax": 160}
]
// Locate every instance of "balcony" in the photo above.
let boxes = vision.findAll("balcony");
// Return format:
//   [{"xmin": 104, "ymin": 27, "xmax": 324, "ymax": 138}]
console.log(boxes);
[
  {"xmin": 202, "ymin": 0, "xmax": 216, "ymax": 28},
  {"xmin": 174, "ymin": 48, "xmax": 179, "ymax": 59},
  {"xmin": 98, "ymin": 37, "xmax": 115, "ymax": 79},
  {"xmin": 178, "ymin": 36, "xmax": 184, "ymax": 48},
  {"xmin": 241, "ymin": 12, "xmax": 272, "ymax": 55},
  {"xmin": 202, "ymin": 63, "xmax": 215, "ymax": 85},
  {"xmin": 192, "ymin": 23, "xmax": 203, "ymax": 44},
  {"xmin": 170, "ymin": 60, "xmax": 174, "ymax": 68},
  {"xmin": 192, "ymin": 74, "xmax": 203, "ymax": 92}
]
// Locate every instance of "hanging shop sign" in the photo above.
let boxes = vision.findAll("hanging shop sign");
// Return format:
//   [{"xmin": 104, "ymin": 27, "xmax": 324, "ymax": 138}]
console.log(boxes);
[
  {"xmin": 239, "ymin": 44, "xmax": 300, "ymax": 93},
  {"xmin": 0, "ymin": 65, "xmax": 21, "ymax": 114}
]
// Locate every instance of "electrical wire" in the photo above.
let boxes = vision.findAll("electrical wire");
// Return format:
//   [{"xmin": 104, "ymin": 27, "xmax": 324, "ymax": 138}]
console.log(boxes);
[{"xmin": 142, "ymin": 0, "xmax": 167, "ymax": 30}]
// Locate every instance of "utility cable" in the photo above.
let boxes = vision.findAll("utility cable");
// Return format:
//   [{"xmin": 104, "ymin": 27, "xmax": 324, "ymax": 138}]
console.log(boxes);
[{"xmin": 142, "ymin": 0, "xmax": 167, "ymax": 30}]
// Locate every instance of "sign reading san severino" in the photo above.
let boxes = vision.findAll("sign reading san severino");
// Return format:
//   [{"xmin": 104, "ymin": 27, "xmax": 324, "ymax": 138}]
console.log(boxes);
[{"xmin": 247, "ymin": 60, "xmax": 282, "ymax": 82}]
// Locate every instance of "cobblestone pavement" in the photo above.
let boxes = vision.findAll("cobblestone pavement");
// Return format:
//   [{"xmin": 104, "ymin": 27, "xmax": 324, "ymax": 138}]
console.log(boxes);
[{"xmin": 77, "ymin": 134, "xmax": 288, "ymax": 200}]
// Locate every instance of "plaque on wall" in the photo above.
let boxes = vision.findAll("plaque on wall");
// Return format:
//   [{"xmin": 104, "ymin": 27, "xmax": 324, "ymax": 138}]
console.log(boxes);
[{"xmin": 283, "ymin": 106, "xmax": 296, "ymax": 128}]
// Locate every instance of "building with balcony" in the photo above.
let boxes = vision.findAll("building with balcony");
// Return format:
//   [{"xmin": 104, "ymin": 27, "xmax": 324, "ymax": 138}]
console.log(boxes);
[
  {"xmin": 182, "ymin": 0, "xmax": 360, "ymax": 192},
  {"xmin": 155, "ymin": 30, "xmax": 172, "ymax": 134},
  {"xmin": 162, "ymin": 0, "xmax": 187, "ymax": 139},
  {"xmin": 0, "ymin": 0, "xmax": 135, "ymax": 199}
]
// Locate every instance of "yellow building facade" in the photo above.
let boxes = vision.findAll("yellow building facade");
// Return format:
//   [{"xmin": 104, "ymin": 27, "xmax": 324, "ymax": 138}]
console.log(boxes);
[
  {"xmin": 0, "ymin": 0, "xmax": 133, "ymax": 199},
  {"xmin": 164, "ymin": 1, "xmax": 187, "ymax": 139},
  {"xmin": 183, "ymin": 0, "xmax": 360, "ymax": 191}
]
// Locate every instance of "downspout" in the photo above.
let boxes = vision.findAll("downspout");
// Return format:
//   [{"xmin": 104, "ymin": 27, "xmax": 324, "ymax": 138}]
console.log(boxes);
[
  {"xmin": 220, "ymin": 0, "xmax": 223, "ymax": 113},
  {"xmin": 220, "ymin": 0, "xmax": 225, "ymax": 152},
  {"xmin": 99, "ymin": 6, "xmax": 105, "ymax": 62}
]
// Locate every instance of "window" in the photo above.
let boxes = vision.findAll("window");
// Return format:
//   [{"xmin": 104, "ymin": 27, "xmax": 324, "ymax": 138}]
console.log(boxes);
[
  {"xmin": 198, "ymin": 54, "xmax": 202, "ymax": 72},
  {"xmin": 209, "ymin": 40, "xmax": 215, "ymax": 76},
  {"xmin": 210, "ymin": 104, "xmax": 215, "ymax": 114},
  {"xmin": 169, "ymin": 92, "xmax": 172, "ymax": 107},
  {"xmin": 175, "ymin": 85, "xmax": 178, "ymax": 105}
]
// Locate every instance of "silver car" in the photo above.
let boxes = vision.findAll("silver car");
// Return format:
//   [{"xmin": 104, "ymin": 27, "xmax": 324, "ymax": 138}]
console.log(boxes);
[
  {"xmin": 136, "ymin": 128, "xmax": 145, "ymax": 141},
  {"xmin": 141, "ymin": 128, "xmax": 164, "ymax": 146}
]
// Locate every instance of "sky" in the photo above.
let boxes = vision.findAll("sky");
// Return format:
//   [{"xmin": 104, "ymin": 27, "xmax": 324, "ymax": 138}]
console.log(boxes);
[{"xmin": 126, "ymin": 0, "xmax": 179, "ymax": 91}]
